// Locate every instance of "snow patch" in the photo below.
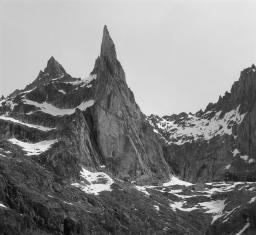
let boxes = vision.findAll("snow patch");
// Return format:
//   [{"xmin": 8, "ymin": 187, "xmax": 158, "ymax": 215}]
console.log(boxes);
[
  {"xmin": 240, "ymin": 155, "xmax": 249, "ymax": 161},
  {"xmin": 198, "ymin": 200, "xmax": 226, "ymax": 224},
  {"xmin": 71, "ymin": 167, "xmax": 114, "ymax": 195},
  {"xmin": 0, "ymin": 202, "xmax": 7, "ymax": 209},
  {"xmin": 249, "ymin": 196, "xmax": 256, "ymax": 203},
  {"xmin": 58, "ymin": 89, "xmax": 66, "ymax": 94},
  {"xmin": 225, "ymin": 164, "xmax": 231, "ymax": 170},
  {"xmin": 8, "ymin": 138, "xmax": 57, "ymax": 156},
  {"xmin": 23, "ymin": 98, "xmax": 94, "ymax": 116},
  {"xmin": 248, "ymin": 159, "xmax": 256, "ymax": 164},
  {"xmin": 232, "ymin": 149, "xmax": 255, "ymax": 163},
  {"xmin": 79, "ymin": 74, "xmax": 97, "ymax": 88},
  {"xmin": 83, "ymin": 74, "xmax": 97, "ymax": 84}
]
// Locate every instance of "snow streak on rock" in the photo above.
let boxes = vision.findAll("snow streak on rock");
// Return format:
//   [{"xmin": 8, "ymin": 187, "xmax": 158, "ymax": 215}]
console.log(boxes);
[
  {"xmin": 235, "ymin": 219, "xmax": 250, "ymax": 235},
  {"xmin": 0, "ymin": 116, "xmax": 54, "ymax": 131}
]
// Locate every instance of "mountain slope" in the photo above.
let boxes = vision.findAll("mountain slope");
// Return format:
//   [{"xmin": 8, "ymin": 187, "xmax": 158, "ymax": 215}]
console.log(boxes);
[
  {"xmin": 148, "ymin": 64, "xmax": 256, "ymax": 183},
  {"xmin": 0, "ymin": 26, "xmax": 256, "ymax": 235}
]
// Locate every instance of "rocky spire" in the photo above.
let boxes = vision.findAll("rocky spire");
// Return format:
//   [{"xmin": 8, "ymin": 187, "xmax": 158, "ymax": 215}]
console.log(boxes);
[
  {"xmin": 100, "ymin": 25, "xmax": 117, "ymax": 60},
  {"xmin": 91, "ymin": 25, "xmax": 126, "ymax": 81},
  {"xmin": 44, "ymin": 56, "xmax": 66, "ymax": 77}
]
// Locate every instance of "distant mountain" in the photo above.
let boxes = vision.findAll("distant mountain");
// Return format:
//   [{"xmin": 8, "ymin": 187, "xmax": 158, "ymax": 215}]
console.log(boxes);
[{"xmin": 0, "ymin": 26, "xmax": 255, "ymax": 234}]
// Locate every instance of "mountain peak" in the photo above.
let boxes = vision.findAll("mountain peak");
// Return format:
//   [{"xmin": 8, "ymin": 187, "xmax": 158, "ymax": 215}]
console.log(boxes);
[
  {"xmin": 100, "ymin": 25, "xmax": 117, "ymax": 60},
  {"xmin": 44, "ymin": 56, "xmax": 66, "ymax": 77}
]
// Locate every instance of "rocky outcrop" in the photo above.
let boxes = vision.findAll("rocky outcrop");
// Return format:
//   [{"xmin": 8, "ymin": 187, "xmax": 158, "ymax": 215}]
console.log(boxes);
[
  {"xmin": 22, "ymin": 57, "xmax": 80, "ymax": 94},
  {"xmin": 45, "ymin": 56, "xmax": 66, "ymax": 77}
]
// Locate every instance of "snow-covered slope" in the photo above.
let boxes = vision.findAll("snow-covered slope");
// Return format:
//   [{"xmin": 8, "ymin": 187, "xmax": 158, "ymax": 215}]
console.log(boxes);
[
  {"xmin": 148, "ymin": 105, "xmax": 246, "ymax": 145},
  {"xmin": 147, "ymin": 65, "xmax": 256, "ymax": 184}
]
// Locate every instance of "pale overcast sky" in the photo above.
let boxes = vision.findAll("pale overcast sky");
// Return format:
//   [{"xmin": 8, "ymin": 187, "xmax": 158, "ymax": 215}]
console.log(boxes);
[{"xmin": 0, "ymin": 0, "xmax": 256, "ymax": 115}]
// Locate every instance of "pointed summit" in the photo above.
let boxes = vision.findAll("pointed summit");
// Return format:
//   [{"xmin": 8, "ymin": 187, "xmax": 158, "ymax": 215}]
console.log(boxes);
[
  {"xmin": 91, "ymin": 25, "xmax": 125, "ymax": 81},
  {"xmin": 44, "ymin": 56, "xmax": 66, "ymax": 77},
  {"xmin": 100, "ymin": 25, "xmax": 117, "ymax": 60}
]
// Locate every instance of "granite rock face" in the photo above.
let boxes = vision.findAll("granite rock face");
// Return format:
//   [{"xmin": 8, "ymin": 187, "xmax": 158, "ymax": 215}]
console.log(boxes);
[{"xmin": 90, "ymin": 26, "xmax": 170, "ymax": 183}]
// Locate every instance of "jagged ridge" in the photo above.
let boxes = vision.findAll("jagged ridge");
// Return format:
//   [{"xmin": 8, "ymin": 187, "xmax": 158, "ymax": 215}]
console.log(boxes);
[{"xmin": 148, "ymin": 64, "xmax": 256, "ymax": 184}]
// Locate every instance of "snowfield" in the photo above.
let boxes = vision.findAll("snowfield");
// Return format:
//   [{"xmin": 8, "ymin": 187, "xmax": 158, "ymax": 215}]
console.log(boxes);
[{"xmin": 163, "ymin": 175, "xmax": 193, "ymax": 186}]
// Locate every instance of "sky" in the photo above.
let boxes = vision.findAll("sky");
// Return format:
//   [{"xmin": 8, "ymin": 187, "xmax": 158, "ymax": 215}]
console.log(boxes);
[{"xmin": 0, "ymin": 0, "xmax": 256, "ymax": 115}]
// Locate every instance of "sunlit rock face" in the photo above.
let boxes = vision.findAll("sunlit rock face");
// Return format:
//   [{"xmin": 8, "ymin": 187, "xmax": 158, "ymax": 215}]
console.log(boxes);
[{"xmin": 0, "ymin": 26, "xmax": 256, "ymax": 235}]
